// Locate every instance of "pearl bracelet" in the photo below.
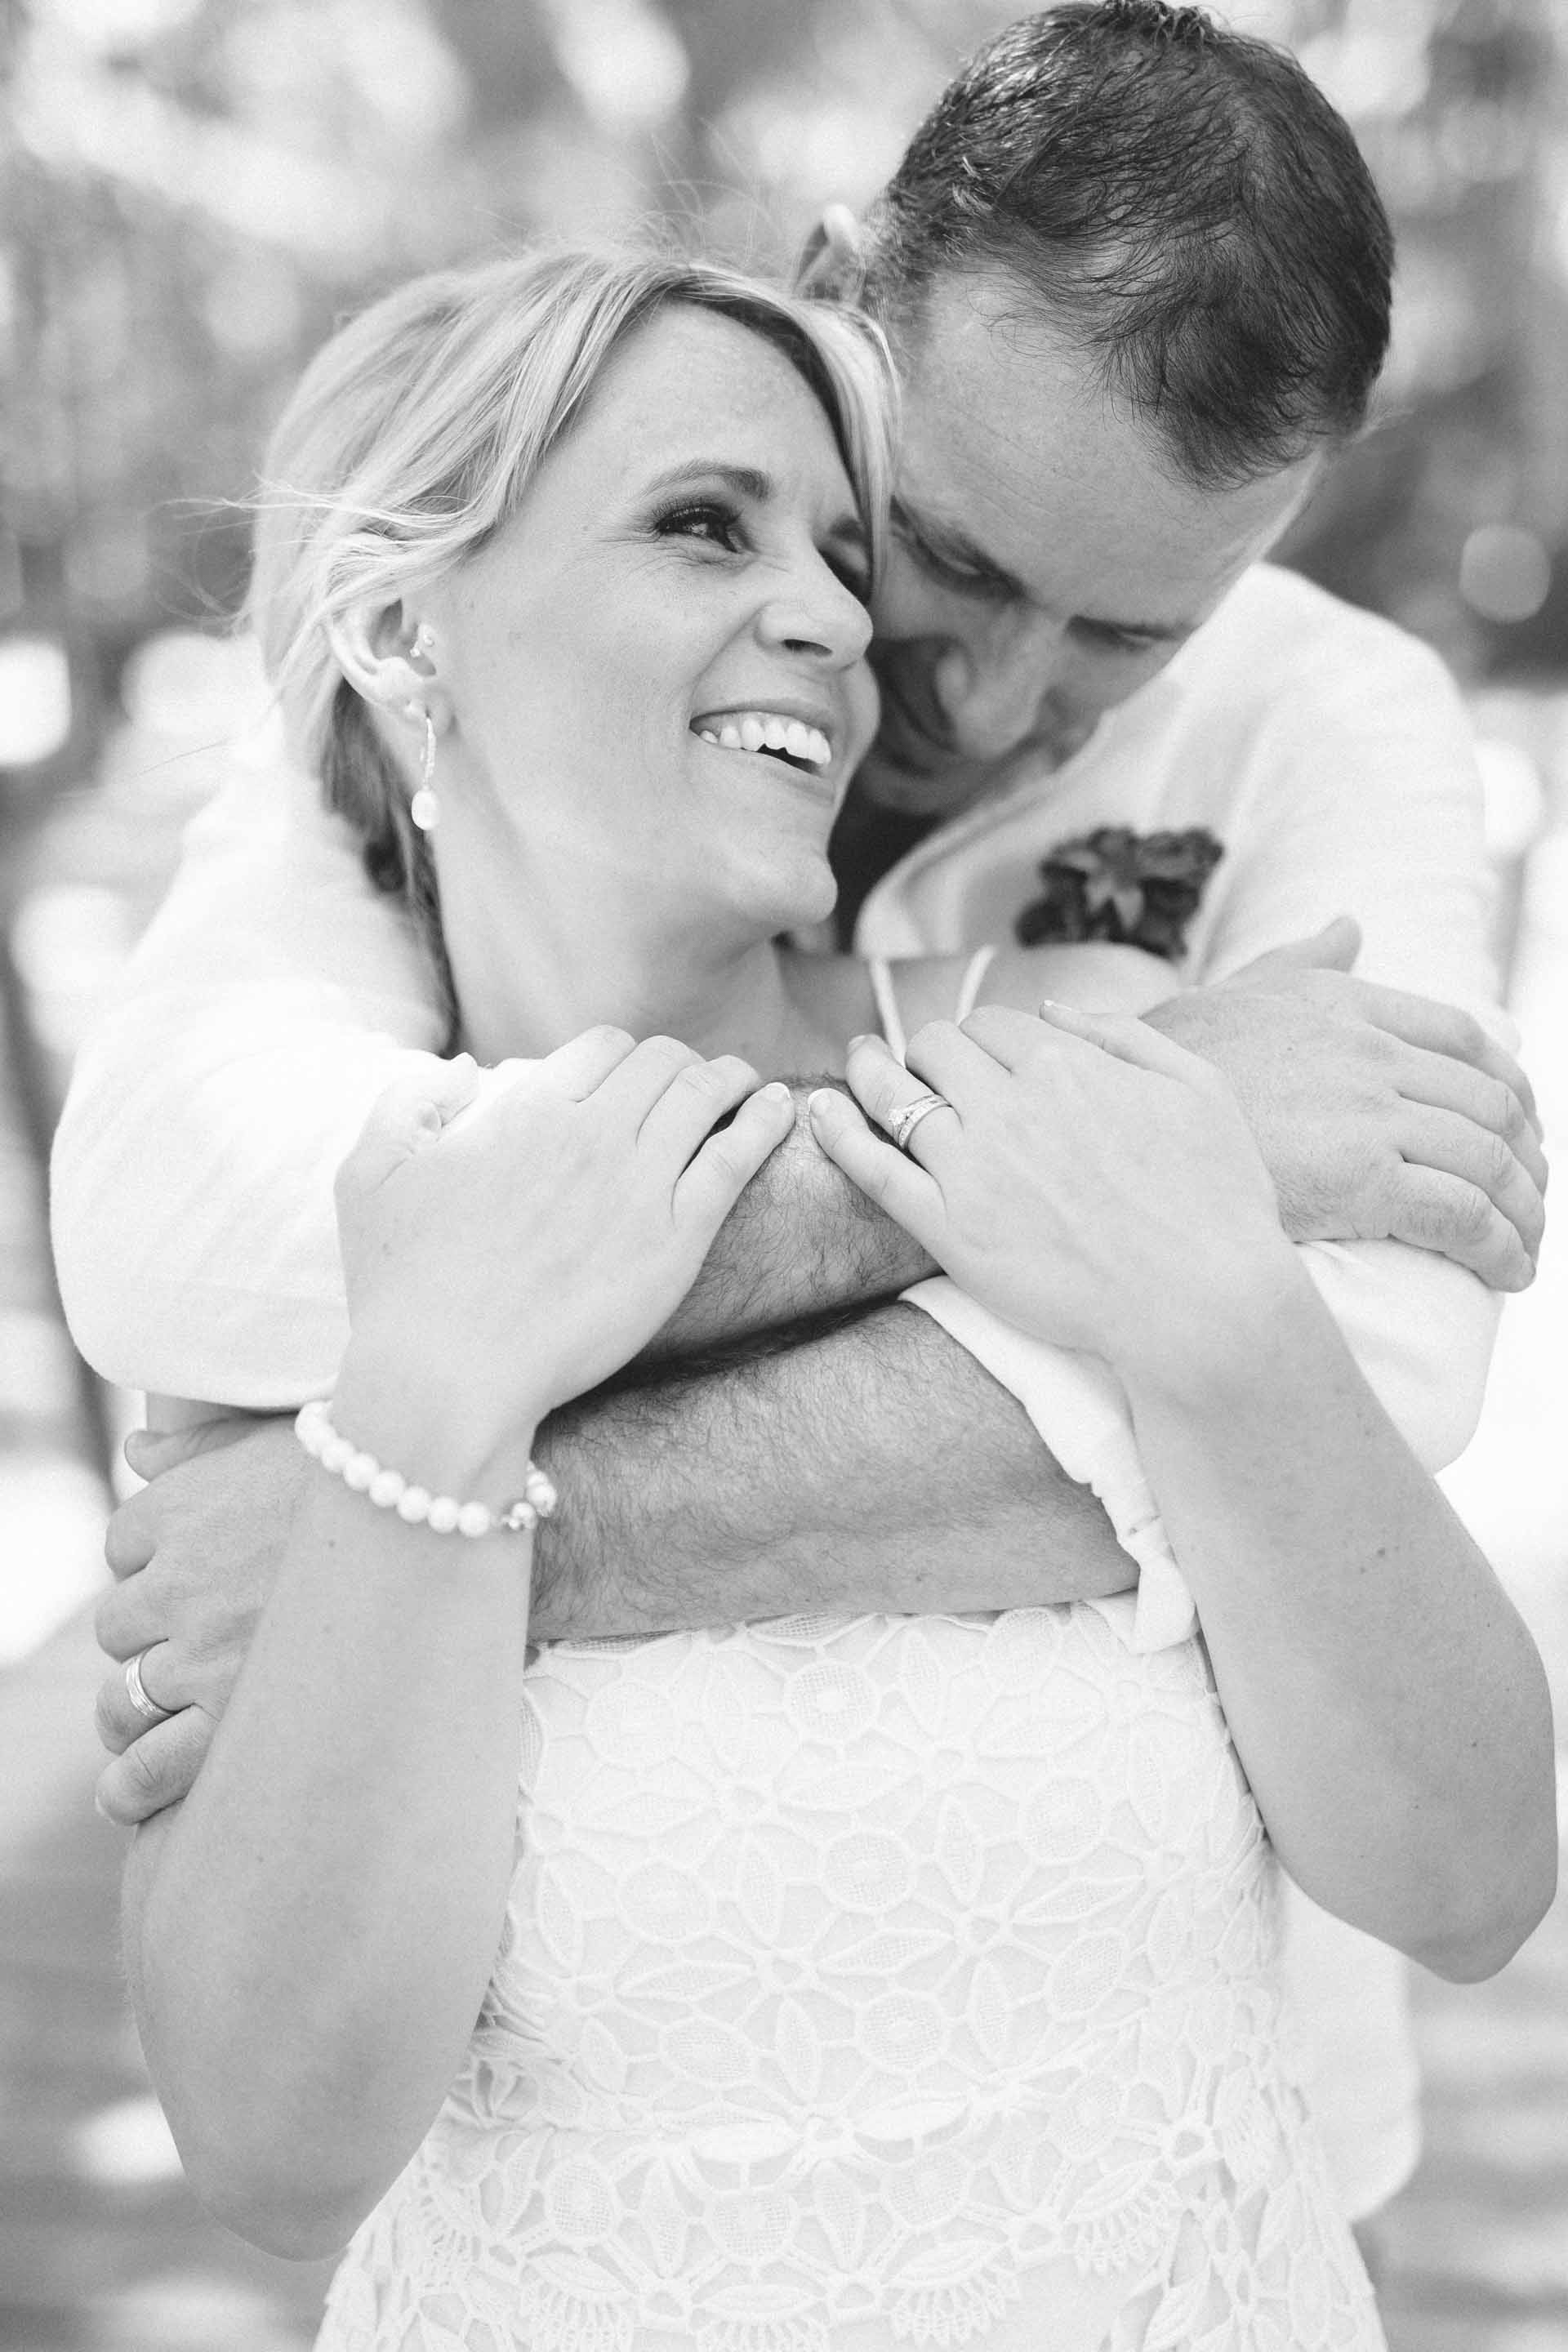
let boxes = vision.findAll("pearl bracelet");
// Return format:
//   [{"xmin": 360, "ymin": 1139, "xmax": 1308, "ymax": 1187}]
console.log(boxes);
[{"xmin": 293, "ymin": 1399, "xmax": 557, "ymax": 1537}]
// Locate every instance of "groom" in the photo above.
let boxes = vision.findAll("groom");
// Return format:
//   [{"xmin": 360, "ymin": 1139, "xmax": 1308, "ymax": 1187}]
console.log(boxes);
[{"xmin": 75, "ymin": 0, "xmax": 1542, "ymax": 2249}]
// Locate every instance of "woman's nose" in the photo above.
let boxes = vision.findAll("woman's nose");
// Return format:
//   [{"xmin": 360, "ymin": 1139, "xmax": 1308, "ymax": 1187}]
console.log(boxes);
[{"xmin": 761, "ymin": 555, "xmax": 875, "ymax": 667}]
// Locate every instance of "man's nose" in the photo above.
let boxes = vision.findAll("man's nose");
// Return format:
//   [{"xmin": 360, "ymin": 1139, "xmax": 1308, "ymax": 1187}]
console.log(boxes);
[{"xmin": 932, "ymin": 626, "xmax": 1065, "ymax": 760}]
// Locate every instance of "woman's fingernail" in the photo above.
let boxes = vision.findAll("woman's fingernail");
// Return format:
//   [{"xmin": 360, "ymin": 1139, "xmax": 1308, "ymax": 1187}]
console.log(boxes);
[{"xmin": 760, "ymin": 1081, "xmax": 793, "ymax": 1102}]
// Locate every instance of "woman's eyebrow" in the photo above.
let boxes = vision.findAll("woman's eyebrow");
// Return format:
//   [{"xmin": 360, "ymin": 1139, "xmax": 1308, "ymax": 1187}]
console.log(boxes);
[{"xmin": 639, "ymin": 459, "xmax": 774, "ymax": 502}]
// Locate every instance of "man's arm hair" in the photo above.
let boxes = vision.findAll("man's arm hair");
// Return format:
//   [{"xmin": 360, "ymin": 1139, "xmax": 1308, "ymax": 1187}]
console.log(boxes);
[
  {"xmin": 528, "ymin": 1303, "xmax": 1131, "ymax": 1641},
  {"xmin": 634, "ymin": 1080, "xmax": 933, "ymax": 1370}
]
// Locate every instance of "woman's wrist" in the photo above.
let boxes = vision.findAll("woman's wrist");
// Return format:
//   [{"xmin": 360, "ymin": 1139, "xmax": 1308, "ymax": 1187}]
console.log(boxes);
[
  {"xmin": 1111, "ymin": 1237, "xmax": 1319, "ymax": 1407},
  {"xmin": 328, "ymin": 1338, "xmax": 546, "ymax": 1510}
]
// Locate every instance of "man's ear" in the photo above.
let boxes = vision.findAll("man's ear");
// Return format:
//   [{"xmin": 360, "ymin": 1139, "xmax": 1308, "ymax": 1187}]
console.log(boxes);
[
  {"xmin": 795, "ymin": 203, "xmax": 868, "ymax": 305},
  {"xmin": 327, "ymin": 596, "xmax": 442, "ymax": 721}
]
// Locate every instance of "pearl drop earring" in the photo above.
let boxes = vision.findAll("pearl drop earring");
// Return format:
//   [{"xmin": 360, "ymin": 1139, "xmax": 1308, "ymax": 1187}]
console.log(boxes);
[{"xmin": 406, "ymin": 702, "xmax": 439, "ymax": 832}]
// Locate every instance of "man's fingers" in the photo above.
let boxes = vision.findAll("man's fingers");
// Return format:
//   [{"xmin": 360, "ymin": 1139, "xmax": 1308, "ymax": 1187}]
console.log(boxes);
[
  {"xmin": 1388, "ymin": 1044, "xmax": 1548, "ymax": 1196},
  {"xmin": 1223, "ymin": 915, "xmax": 1363, "ymax": 984},
  {"xmin": 808, "ymin": 1086, "xmax": 944, "ymax": 1231},
  {"xmin": 124, "ymin": 1413, "xmax": 260, "ymax": 1484},
  {"xmin": 1396, "ymin": 1105, "xmax": 1546, "ymax": 1265},
  {"xmin": 1339, "ymin": 987, "xmax": 1541, "ymax": 1137},
  {"xmin": 1387, "ymin": 1169, "xmax": 1535, "ymax": 1294},
  {"xmin": 95, "ymin": 1708, "xmax": 215, "ymax": 1828},
  {"xmin": 675, "ymin": 1082, "xmax": 796, "ymax": 1227},
  {"xmin": 96, "ymin": 1552, "xmax": 175, "ymax": 1657},
  {"xmin": 94, "ymin": 1642, "xmax": 185, "ymax": 1755},
  {"xmin": 102, "ymin": 1493, "xmax": 155, "ymax": 1584}
]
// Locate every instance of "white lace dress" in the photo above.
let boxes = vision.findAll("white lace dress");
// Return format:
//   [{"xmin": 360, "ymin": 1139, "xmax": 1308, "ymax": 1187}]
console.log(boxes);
[{"xmin": 314, "ymin": 1601, "xmax": 1383, "ymax": 2352}]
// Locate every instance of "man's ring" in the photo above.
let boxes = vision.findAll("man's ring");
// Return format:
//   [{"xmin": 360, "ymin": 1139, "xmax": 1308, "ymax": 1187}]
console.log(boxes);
[
  {"xmin": 123, "ymin": 1649, "xmax": 170, "ymax": 1725},
  {"xmin": 886, "ymin": 1091, "xmax": 954, "ymax": 1154}
]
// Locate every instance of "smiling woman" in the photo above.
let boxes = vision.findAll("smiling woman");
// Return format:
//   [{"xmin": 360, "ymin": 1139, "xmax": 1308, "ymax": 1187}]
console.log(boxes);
[{"xmin": 247, "ymin": 249, "xmax": 893, "ymax": 1049}]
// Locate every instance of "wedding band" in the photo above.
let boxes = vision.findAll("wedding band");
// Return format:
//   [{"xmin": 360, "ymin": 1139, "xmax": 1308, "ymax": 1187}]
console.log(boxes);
[
  {"xmin": 885, "ymin": 1090, "xmax": 954, "ymax": 1154},
  {"xmin": 123, "ymin": 1648, "xmax": 170, "ymax": 1725}
]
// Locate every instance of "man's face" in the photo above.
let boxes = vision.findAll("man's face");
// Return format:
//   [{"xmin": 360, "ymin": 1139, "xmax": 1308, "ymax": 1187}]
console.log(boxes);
[{"xmin": 860, "ymin": 270, "xmax": 1323, "ymax": 815}]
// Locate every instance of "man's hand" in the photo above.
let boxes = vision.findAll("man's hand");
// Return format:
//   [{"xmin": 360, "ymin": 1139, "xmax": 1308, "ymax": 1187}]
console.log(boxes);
[
  {"xmin": 94, "ymin": 1414, "xmax": 305, "ymax": 1824},
  {"xmin": 1144, "ymin": 919, "xmax": 1547, "ymax": 1290}
]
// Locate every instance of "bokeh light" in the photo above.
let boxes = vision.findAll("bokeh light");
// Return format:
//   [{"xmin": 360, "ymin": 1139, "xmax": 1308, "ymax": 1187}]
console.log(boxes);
[{"xmin": 1461, "ymin": 525, "xmax": 1555, "ymax": 623}]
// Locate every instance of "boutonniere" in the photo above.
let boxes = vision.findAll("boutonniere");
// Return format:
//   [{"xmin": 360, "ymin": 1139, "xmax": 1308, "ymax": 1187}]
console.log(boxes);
[{"xmin": 1015, "ymin": 825, "xmax": 1224, "ymax": 962}]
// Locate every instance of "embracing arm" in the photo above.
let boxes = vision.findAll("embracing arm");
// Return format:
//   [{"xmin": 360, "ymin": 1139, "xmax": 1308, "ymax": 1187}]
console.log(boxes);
[
  {"xmin": 51, "ymin": 748, "xmax": 444, "ymax": 1401},
  {"xmin": 532, "ymin": 1302, "xmax": 1127, "ymax": 1639}
]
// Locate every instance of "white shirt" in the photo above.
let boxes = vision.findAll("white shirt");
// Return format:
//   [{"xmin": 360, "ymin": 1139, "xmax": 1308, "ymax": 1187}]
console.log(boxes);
[
  {"xmin": 853, "ymin": 562, "xmax": 1513, "ymax": 2221},
  {"xmin": 51, "ymin": 564, "xmax": 1505, "ymax": 2216}
]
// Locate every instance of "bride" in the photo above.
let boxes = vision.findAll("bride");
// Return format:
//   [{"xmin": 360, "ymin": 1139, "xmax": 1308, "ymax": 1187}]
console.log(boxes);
[{"xmin": 99, "ymin": 248, "xmax": 1552, "ymax": 2350}]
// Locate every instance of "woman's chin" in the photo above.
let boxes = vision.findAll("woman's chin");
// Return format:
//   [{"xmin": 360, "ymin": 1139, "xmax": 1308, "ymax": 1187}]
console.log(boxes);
[{"xmin": 740, "ymin": 849, "xmax": 839, "ymax": 938}]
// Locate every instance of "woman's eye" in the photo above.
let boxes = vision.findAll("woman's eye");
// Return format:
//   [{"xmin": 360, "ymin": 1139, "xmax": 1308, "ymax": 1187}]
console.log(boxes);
[{"xmin": 657, "ymin": 501, "xmax": 744, "ymax": 553}]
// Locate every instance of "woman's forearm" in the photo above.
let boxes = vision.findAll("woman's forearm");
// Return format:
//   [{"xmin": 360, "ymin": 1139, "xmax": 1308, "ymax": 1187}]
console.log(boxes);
[
  {"xmin": 125, "ymin": 1396, "xmax": 537, "ymax": 2257},
  {"xmin": 1123, "ymin": 1261, "xmax": 1556, "ymax": 1980}
]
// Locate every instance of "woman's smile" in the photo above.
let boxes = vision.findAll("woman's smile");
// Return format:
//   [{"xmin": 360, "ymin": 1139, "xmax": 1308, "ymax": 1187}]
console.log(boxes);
[{"xmin": 422, "ymin": 305, "xmax": 880, "ymax": 964}]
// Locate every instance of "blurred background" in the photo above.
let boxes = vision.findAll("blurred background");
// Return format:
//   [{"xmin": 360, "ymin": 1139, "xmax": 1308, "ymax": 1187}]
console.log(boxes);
[{"xmin": 1, "ymin": 1, "xmax": 1566, "ymax": 2346}]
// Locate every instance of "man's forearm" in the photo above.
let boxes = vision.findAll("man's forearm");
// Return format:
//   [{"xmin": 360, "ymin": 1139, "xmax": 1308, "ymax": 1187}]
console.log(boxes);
[
  {"xmin": 643, "ymin": 1083, "xmax": 933, "ymax": 1362},
  {"xmin": 529, "ymin": 1303, "xmax": 1130, "ymax": 1639}
]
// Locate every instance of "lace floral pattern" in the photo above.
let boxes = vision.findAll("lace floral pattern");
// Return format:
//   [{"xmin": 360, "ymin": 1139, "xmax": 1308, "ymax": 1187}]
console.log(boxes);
[{"xmin": 317, "ymin": 1605, "xmax": 1383, "ymax": 2352}]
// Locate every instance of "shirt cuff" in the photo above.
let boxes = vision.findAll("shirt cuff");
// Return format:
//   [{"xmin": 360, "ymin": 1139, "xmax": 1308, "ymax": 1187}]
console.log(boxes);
[{"xmin": 900, "ymin": 1276, "xmax": 1197, "ymax": 1652}]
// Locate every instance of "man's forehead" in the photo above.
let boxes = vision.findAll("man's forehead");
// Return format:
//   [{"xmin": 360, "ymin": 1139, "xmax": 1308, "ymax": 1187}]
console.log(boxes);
[{"xmin": 891, "ymin": 270, "xmax": 1318, "ymax": 625}]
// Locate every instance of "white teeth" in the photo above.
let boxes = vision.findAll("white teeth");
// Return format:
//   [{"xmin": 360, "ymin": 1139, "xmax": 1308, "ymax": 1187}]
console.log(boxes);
[{"xmin": 694, "ymin": 711, "xmax": 835, "ymax": 767}]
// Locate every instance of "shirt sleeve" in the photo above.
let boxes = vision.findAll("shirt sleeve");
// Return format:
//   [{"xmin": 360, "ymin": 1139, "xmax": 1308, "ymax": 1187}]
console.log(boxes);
[
  {"xmin": 50, "ymin": 749, "xmax": 448, "ymax": 1405},
  {"xmin": 1195, "ymin": 618, "xmax": 1503, "ymax": 1017},
  {"xmin": 901, "ymin": 1232, "xmax": 1493, "ymax": 1656},
  {"xmin": 1187, "ymin": 611, "xmax": 1508, "ymax": 1511}
]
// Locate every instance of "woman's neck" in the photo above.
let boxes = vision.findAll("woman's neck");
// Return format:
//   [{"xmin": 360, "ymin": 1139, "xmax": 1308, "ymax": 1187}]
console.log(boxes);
[{"xmin": 447, "ymin": 891, "xmax": 845, "ymax": 1076}]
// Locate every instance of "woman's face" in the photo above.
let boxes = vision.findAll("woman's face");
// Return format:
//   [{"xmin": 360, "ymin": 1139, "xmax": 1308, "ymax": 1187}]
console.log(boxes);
[{"xmin": 425, "ymin": 303, "xmax": 880, "ymax": 943}]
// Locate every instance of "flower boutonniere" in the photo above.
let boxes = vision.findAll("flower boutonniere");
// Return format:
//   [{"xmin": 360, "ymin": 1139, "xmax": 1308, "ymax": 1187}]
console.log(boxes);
[{"xmin": 1015, "ymin": 825, "xmax": 1225, "ymax": 962}]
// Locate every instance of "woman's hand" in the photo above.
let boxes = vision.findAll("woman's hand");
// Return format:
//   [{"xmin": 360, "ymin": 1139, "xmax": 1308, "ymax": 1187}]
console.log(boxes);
[
  {"xmin": 809, "ymin": 1002, "xmax": 1302, "ymax": 1384},
  {"xmin": 335, "ymin": 1032, "xmax": 795, "ymax": 1437}
]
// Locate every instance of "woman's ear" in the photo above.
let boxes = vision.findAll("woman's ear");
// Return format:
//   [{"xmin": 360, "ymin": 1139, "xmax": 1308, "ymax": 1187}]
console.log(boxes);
[
  {"xmin": 327, "ymin": 599, "xmax": 443, "ymax": 722},
  {"xmin": 795, "ymin": 205, "xmax": 868, "ymax": 305}
]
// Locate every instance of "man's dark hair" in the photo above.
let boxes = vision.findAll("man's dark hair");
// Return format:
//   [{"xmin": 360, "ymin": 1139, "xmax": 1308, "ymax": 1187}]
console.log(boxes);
[{"xmin": 862, "ymin": 1, "xmax": 1393, "ymax": 488}]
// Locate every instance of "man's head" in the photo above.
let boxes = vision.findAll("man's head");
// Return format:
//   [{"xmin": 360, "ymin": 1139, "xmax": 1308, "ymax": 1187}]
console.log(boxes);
[{"xmin": 803, "ymin": 1, "xmax": 1393, "ymax": 813}]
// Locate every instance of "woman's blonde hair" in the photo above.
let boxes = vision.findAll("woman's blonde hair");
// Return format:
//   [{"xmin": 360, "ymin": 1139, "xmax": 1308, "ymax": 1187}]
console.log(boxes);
[{"xmin": 246, "ymin": 246, "xmax": 896, "ymax": 1012}]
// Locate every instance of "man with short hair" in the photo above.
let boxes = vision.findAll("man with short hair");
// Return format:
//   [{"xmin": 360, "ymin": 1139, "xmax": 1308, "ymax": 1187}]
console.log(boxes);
[{"xmin": 58, "ymin": 0, "xmax": 1543, "ymax": 2249}]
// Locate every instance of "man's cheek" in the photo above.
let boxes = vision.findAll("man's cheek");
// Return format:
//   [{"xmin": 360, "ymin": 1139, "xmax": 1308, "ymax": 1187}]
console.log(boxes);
[{"xmin": 869, "ymin": 547, "xmax": 956, "ymax": 640}]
